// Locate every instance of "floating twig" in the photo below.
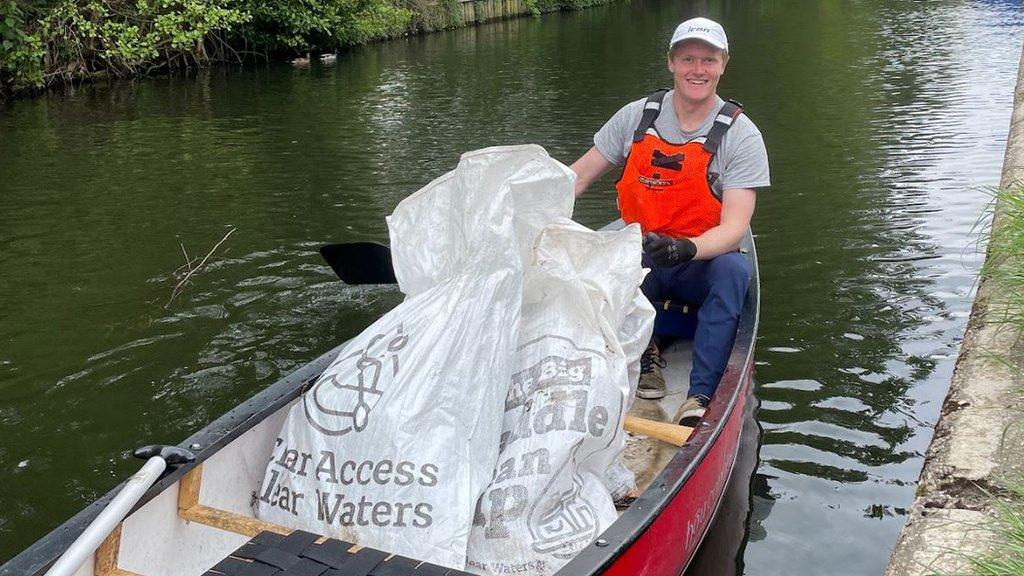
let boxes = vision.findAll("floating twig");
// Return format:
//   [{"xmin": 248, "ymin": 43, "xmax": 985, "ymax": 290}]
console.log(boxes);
[{"xmin": 165, "ymin": 228, "xmax": 236, "ymax": 308}]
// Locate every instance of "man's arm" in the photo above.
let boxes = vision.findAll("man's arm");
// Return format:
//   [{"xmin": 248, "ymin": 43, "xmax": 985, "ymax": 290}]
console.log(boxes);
[
  {"xmin": 692, "ymin": 187, "xmax": 756, "ymax": 259},
  {"xmin": 569, "ymin": 146, "xmax": 615, "ymax": 198}
]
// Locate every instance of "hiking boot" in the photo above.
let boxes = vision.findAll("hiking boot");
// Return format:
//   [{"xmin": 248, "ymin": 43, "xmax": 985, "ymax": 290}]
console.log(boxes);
[
  {"xmin": 674, "ymin": 395, "xmax": 710, "ymax": 427},
  {"xmin": 637, "ymin": 344, "xmax": 667, "ymax": 399}
]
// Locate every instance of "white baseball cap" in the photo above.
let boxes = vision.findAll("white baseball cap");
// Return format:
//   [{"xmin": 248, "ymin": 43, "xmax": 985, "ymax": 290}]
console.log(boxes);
[{"xmin": 669, "ymin": 17, "xmax": 729, "ymax": 53}]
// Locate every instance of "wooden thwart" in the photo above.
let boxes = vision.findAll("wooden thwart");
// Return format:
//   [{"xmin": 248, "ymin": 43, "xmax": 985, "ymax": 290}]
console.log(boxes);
[
  {"xmin": 94, "ymin": 464, "xmax": 293, "ymax": 576},
  {"xmin": 178, "ymin": 464, "xmax": 291, "ymax": 538},
  {"xmin": 624, "ymin": 416, "xmax": 694, "ymax": 446},
  {"xmin": 95, "ymin": 524, "xmax": 138, "ymax": 576}
]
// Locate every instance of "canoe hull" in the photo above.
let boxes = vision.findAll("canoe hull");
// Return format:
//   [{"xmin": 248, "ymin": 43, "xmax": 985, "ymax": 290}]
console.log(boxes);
[
  {"xmin": 604, "ymin": 357, "xmax": 751, "ymax": 575},
  {"xmin": 2, "ymin": 229, "xmax": 759, "ymax": 576},
  {"xmin": 562, "ymin": 229, "xmax": 759, "ymax": 576}
]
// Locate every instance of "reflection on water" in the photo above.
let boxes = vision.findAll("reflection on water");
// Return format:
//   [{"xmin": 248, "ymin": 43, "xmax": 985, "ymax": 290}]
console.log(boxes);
[
  {"xmin": 0, "ymin": 0, "xmax": 1023, "ymax": 573},
  {"xmin": 685, "ymin": 385, "xmax": 762, "ymax": 576},
  {"xmin": 746, "ymin": 1, "xmax": 1023, "ymax": 574}
]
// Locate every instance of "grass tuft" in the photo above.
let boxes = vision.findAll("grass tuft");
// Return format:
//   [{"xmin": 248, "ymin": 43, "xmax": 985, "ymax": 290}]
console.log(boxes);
[
  {"xmin": 940, "ymin": 482, "xmax": 1024, "ymax": 575},
  {"xmin": 982, "ymin": 183, "xmax": 1024, "ymax": 338},
  {"xmin": 932, "ymin": 184, "xmax": 1024, "ymax": 576}
]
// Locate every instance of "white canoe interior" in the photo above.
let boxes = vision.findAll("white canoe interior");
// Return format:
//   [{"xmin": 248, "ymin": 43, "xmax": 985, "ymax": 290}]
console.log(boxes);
[
  {"xmin": 70, "ymin": 343, "xmax": 695, "ymax": 576},
  {"xmin": 620, "ymin": 341, "xmax": 695, "ymax": 500}
]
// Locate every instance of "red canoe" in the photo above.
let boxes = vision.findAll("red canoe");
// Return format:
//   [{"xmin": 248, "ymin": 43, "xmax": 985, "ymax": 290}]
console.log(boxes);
[{"xmin": 1, "ymin": 229, "xmax": 758, "ymax": 576}]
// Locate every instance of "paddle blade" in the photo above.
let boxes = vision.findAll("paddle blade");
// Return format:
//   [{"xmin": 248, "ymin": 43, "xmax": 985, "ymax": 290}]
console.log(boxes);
[{"xmin": 319, "ymin": 242, "xmax": 397, "ymax": 285}]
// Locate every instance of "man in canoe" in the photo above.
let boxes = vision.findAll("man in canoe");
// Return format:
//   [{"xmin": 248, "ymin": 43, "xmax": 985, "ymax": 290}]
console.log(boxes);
[{"xmin": 570, "ymin": 17, "xmax": 769, "ymax": 426}]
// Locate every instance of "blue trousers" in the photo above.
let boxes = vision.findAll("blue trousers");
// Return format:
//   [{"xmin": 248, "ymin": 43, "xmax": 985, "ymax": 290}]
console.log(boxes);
[{"xmin": 640, "ymin": 251, "xmax": 750, "ymax": 399}]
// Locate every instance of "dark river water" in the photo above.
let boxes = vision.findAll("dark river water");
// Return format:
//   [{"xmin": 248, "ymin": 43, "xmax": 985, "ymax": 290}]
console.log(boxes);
[{"xmin": 1, "ymin": 0, "xmax": 1023, "ymax": 573}]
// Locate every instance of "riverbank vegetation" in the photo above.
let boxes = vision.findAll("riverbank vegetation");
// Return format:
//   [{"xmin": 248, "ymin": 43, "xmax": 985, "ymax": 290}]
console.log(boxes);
[
  {"xmin": 948, "ymin": 184, "xmax": 1024, "ymax": 576},
  {"xmin": 0, "ymin": 0, "xmax": 605, "ymax": 98},
  {"xmin": 982, "ymin": 183, "xmax": 1024, "ymax": 337},
  {"xmin": 932, "ymin": 482, "xmax": 1024, "ymax": 576}
]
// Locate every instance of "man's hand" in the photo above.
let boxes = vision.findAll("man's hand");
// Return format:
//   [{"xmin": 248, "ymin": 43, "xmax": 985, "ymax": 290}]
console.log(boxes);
[{"xmin": 643, "ymin": 232, "xmax": 697, "ymax": 267}]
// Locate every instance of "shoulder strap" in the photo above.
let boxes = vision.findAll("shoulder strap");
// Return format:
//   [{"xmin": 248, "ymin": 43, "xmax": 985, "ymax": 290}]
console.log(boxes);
[
  {"xmin": 702, "ymin": 99, "xmax": 744, "ymax": 154},
  {"xmin": 632, "ymin": 89, "xmax": 670, "ymax": 143}
]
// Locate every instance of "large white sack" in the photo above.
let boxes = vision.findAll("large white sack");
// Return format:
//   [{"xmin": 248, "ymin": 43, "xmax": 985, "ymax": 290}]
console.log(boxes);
[
  {"xmin": 466, "ymin": 220, "xmax": 654, "ymax": 576},
  {"xmin": 256, "ymin": 145, "xmax": 574, "ymax": 569},
  {"xmin": 602, "ymin": 278, "xmax": 658, "ymax": 500}
]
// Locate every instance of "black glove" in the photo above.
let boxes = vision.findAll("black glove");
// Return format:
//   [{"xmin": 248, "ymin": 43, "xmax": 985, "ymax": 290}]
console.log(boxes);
[{"xmin": 643, "ymin": 232, "xmax": 697, "ymax": 267}]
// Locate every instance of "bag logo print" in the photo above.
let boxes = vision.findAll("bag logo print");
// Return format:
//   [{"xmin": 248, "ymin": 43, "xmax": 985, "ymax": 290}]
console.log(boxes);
[
  {"xmin": 303, "ymin": 325, "xmax": 409, "ymax": 436},
  {"xmin": 483, "ymin": 353, "xmax": 603, "ymax": 561},
  {"xmin": 529, "ymin": 460, "xmax": 599, "ymax": 558}
]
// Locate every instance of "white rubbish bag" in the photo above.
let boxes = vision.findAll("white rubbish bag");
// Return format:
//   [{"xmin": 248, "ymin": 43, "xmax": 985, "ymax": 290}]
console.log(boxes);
[
  {"xmin": 466, "ymin": 219, "xmax": 654, "ymax": 576},
  {"xmin": 255, "ymin": 145, "xmax": 574, "ymax": 569},
  {"xmin": 602, "ymin": 281, "xmax": 661, "ymax": 501}
]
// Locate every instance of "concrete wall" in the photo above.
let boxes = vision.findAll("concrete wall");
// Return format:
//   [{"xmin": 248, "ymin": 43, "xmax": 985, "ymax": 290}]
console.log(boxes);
[{"xmin": 885, "ymin": 42, "xmax": 1024, "ymax": 576}]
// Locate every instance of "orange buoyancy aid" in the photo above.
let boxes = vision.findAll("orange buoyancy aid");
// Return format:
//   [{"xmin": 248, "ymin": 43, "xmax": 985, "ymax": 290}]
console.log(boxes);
[{"xmin": 615, "ymin": 89, "xmax": 744, "ymax": 239}]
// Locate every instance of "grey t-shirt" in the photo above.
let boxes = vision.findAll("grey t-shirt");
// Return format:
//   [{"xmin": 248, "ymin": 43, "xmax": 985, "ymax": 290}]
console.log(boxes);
[{"xmin": 594, "ymin": 92, "xmax": 770, "ymax": 196}]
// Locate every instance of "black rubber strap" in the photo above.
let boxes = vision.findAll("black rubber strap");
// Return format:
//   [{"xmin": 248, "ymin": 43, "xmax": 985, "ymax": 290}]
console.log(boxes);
[
  {"xmin": 276, "ymin": 530, "xmax": 320, "ymax": 555},
  {"xmin": 208, "ymin": 531, "xmax": 477, "ymax": 576},
  {"xmin": 632, "ymin": 89, "xmax": 670, "ymax": 143},
  {"xmin": 300, "ymin": 538, "xmax": 354, "ymax": 569},
  {"xmin": 707, "ymin": 172, "xmax": 722, "ymax": 199},
  {"xmin": 702, "ymin": 100, "xmax": 744, "ymax": 155}
]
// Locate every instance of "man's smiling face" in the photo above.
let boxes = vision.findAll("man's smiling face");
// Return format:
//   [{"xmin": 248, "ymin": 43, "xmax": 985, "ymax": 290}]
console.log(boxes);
[{"xmin": 667, "ymin": 40, "xmax": 728, "ymax": 106}]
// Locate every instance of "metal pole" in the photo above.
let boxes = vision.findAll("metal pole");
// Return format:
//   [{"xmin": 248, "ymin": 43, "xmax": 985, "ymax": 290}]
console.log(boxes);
[{"xmin": 43, "ymin": 456, "xmax": 167, "ymax": 576}]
